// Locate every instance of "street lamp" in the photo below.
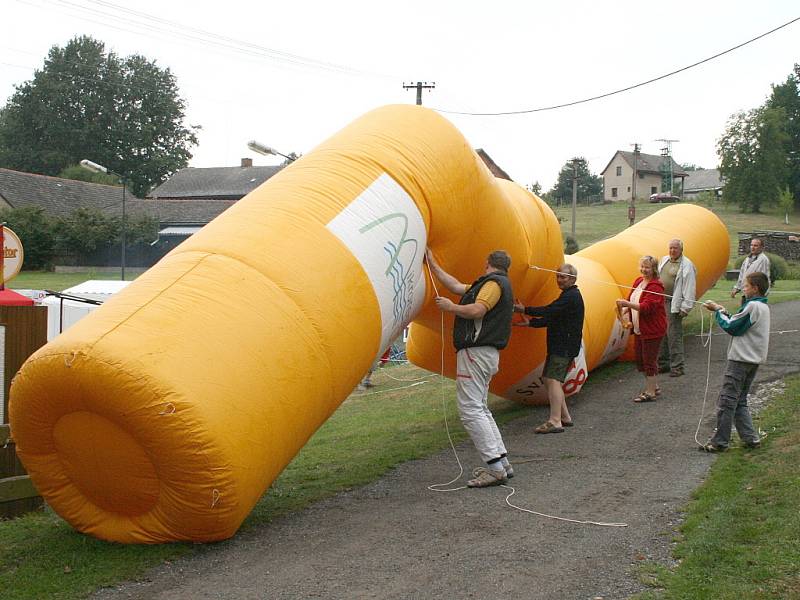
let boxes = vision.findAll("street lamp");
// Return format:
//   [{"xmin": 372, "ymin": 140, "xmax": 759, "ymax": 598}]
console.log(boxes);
[
  {"xmin": 80, "ymin": 159, "xmax": 127, "ymax": 281},
  {"xmin": 247, "ymin": 140, "xmax": 296, "ymax": 163}
]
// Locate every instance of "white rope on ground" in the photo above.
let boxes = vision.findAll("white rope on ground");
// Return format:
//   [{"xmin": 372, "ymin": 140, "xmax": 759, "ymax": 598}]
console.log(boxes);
[
  {"xmin": 382, "ymin": 370, "xmax": 438, "ymax": 383},
  {"xmin": 352, "ymin": 380, "xmax": 427, "ymax": 396},
  {"xmin": 502, "ymin": 485, "xmax": 628, "ymax": 527}
]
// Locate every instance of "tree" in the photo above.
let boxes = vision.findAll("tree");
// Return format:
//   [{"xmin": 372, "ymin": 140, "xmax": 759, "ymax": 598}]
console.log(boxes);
[
  {"xmin": 717, "ymin": 107, "xmax": 788, "ymax": 213},
  {"xmin": 767, "ymin": 64, "xmax": 800, "ymax": 207},
  {"xmin": 0, "ymin": 36, "xmax": 199, "ymax": 197},
  {"xmin": 55, "ymin": 207, "xmax": 120, "ymax": 259},
  {"xmin": 58, "ymin": 164, "xmax": 121, "ymax": 186},
  {"xmin": 547, "ymin": 157, "xmax": 602, "ymax": 201},
  {"xmin": 680, "ymin": 163, "xmax": 704, "ymax": 172},
  {"xmin": 527, "ymin": 181, "xmax": 542, "ymax": 196},
  {"xmin": 124, "ymin": 214, "xmax": 160, "ymax": 246},
  {"xmin": 0, "ymin": 206, "xmax": 56, "ymax": 269}
]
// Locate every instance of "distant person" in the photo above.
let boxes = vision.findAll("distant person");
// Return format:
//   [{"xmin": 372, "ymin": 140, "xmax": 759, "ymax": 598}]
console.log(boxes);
[
  {"xmin": 426, "ymin": 248, "xmax": 514, "ymax": 488},
  {"xmin": 357, "ymin": 361, "xmax": 378, "ymax": 391},
  {"xmin": 732, "ymin": 238, "xmax": 770, "ymax": 304},
  {"xmin": 616, "ymin": 256, "xmax": 667, "ymax": 403},
  {"xmin": 513, "ymin": 264, "xmax": 584, "ymax": 433},
  {"xmin": 701, "ymin": 271, "xmax": 770, "ymax": 452},
  {"xmin": 658, "ymin": 239, "xmax": 697, "ymax": 378}
]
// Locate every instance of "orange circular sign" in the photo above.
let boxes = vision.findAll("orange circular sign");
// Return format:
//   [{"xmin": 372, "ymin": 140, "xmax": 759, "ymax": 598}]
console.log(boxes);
[{"xmin": 3, "ymin": 226, "xmax": 24, "ymax": 283}]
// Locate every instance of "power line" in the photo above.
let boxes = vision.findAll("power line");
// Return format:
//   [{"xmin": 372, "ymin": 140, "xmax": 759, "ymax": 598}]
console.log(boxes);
[
  {"xmin": 434, "ymin": 15, "xmax": 800, "ymax": 117},
  {"xmin": 12, "ymin": 0, "xmax": 395, "ymax": 80}
]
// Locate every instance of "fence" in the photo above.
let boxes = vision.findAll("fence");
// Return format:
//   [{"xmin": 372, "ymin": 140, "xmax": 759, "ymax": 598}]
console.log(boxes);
[{"xmin": 0, "ymin": 305, "xmax": 48, "ymax": 518}]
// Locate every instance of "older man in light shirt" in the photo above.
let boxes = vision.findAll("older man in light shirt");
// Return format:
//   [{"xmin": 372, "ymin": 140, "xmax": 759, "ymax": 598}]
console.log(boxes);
[
  {"xmin": 658, "ymin": 239, "xmax": 696, "ymax": 377},
  {"xmin": 732, "ymin": 238, "xmax": 771, "ymax": 304}
]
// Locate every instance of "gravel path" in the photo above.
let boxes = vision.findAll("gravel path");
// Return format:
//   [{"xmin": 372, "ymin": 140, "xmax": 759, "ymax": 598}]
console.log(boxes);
[{"xmin": 94, "ymin": 301, "xmax": 800, "ymax": 600}]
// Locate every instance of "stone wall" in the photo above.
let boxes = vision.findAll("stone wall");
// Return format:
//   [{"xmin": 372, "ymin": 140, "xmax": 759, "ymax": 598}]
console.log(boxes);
[{"xmin": 737, "ymin": 230, "xmax": 800, "ymax": 261}]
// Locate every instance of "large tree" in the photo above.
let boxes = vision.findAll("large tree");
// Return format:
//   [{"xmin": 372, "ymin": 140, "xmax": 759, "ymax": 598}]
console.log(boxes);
[
  {"xmin": 717, "ymin": 107, "xmax": 788, "ymax": 213},
  {"xmin": 767, "ymin": 64, "xmax": 800, "ymax": 207},
  {"xmin": 547, "ymin": 157, "xmax": 603, "ymax": 201},
  {"xmin": 0, "ymin": 36, "xmax": 199, "ymax": 197}
]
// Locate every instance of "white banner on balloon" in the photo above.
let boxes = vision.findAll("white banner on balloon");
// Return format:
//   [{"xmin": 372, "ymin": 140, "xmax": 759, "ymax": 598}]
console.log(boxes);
[
  {"xmin": 503, "ymin": 343, "xmax": 588, "ymax": 403},
  {"xmin": 327, "ymin": 173, "xmax": 427, "ymax": 358}
]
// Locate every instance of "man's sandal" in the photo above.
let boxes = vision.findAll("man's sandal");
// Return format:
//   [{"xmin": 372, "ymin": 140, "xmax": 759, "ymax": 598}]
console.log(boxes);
[
  {"xmin": 633, "ymin": 392, "xmax": 656, "ymax": 403},
  {"xmin": 534, "ymin": 421, "xmax": 565, "ymax": 434}
]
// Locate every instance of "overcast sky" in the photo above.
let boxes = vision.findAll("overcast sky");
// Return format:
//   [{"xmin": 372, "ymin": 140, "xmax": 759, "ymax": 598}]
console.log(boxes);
[{"xmin": 2, "ymin": 0, "xmax": 798, "ymax": 190}]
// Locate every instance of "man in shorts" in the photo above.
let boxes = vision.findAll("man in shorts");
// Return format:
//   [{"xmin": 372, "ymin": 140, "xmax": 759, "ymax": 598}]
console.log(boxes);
[{"xmin": 514, "ymin": 264, "xmax": 585, "ymax": 433}]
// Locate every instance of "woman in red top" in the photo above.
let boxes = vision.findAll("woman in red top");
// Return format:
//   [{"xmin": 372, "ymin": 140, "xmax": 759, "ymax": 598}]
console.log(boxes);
[{"xmin": 616, "ymin": 256, "xmax": 667, "ymax": 403}]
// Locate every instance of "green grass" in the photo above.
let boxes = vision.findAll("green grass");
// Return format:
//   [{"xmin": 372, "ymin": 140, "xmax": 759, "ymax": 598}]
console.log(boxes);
[
  {"xmin": 0, "ymin": 364, "xmax": 530, "ymax": 599},
  {"xmin": 554, "ymin": 200, "xmax": 800, "ymax": 259},
  {"xmin": 8, "ymin": 269, "xmax": 140, "ymax": 292},
  {"xmin": 636, "ymin": 376, "xmax": 800, "ymax": 599}
]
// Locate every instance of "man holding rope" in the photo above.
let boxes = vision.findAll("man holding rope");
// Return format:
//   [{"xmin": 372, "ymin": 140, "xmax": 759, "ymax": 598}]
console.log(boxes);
[
  {"xmin": 514, "ymin": 264, "xmax": 584, "ymax": 433},
  {"xmin": 426, "ymin": 248, "xmax": 515, "ymax": 488}
]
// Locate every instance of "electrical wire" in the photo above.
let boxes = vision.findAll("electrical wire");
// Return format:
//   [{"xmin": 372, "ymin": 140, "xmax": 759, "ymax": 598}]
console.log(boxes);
[{"xmin": 434, "ymin": 16, "xmax": 800, "ymax": 116}]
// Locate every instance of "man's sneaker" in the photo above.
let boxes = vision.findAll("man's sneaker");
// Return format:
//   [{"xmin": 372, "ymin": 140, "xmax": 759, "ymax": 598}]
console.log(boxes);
[
  {"xmin": 504, "ymin": 464, "xmax": 514, "ymax": 479},
  {"xmin": 467, "ymin": 467, "xmax": 507, "ymax": 488},
  {"xmin": 743, "ymin": 439, "xmax": 761, "ymax": 449},
  {"xmin": 669, "ymin": 368, "xmax": 684, "ymax": 378}
]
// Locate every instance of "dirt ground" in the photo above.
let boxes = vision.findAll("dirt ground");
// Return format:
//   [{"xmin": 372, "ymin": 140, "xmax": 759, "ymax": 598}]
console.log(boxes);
[{"xmin": 93, "ymin": 301, "xmax": 800, "ymax": 600}]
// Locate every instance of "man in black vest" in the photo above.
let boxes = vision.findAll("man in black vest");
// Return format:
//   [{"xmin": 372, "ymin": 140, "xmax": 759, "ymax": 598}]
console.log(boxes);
[
  {"xmin": 426, "ymin": 248, "xmax": 514, "ymax": 488},
  {"xmin": 514, "ymin": 263, "xmax": 584, "ymax": 433}
]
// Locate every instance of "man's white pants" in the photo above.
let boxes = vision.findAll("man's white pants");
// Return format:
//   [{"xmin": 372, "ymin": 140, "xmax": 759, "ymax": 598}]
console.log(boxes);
[{"xmin": 456, "ymin": 346, "xmax": 507, "ymax": 464}]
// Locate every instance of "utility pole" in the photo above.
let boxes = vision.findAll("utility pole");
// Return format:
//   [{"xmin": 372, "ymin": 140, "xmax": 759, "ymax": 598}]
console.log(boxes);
[
  {"xmin": 571, "ymin": 158, "xmax": 578, "ymax": 237},
  {"xmin": 402, "ymin": 81, "xmax": 436, "ymax": 105},
  {"xmin": 630, "ymin": 143, "xmax": 640, "ymax": 226}
]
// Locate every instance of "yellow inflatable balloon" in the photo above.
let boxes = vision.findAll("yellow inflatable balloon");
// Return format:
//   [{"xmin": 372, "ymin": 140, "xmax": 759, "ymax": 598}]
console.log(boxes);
[{"xmin": 9, "ymin": 105, "xmax": 728, "ymax": 543}]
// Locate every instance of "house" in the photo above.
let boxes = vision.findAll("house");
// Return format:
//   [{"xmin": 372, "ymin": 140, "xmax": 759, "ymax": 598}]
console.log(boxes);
[
  {"xmin": 0, "ymin": 167, "xmax": 141, "ymax": 217},
  {"xmin": 683, "ymin": 168, "xmax": 723, "ymax": 200},
  {"xmin": 600, "ymin": 151, "xmax": 687, "ymax": 202},
  {"xmin": 147, "ymin": 158, "xmax": 283, "ymax": 201},
  {"xmin": 475, "ymin": 149, "xmax": 513, "ymax": 181}
]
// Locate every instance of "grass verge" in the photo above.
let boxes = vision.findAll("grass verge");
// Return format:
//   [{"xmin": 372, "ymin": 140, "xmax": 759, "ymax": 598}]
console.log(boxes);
[
  {"xmin": 636, "ymin": 376, "xmax": 800, "ymax": 599},
  {"xmin": 0, "ymin": 364, "xmax": 530, "ymax": 599}
]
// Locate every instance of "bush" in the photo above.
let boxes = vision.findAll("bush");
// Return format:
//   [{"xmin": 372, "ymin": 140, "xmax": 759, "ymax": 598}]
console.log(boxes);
[
  {"xmin": 734, "ymin": 252, "xmax": 788, "ymax": 283},
  {"xmin": 0, "ymin": 206, "xmax": 56, "ymax": 269},
  {"xmin": 564, "ymin": 235, "xmax": 579, "ymax": 255}
]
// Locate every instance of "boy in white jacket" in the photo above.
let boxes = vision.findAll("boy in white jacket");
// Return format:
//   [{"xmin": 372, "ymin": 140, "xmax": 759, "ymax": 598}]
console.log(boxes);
[{"xmin": 701, "ymin": 271, "xmax": 770, "ymax": 452}]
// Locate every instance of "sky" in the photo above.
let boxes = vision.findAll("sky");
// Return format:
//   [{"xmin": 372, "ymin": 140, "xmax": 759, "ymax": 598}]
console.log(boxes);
[{"xmin": 1, "ymin": 0, "xmax": 798, "ymax": 190}]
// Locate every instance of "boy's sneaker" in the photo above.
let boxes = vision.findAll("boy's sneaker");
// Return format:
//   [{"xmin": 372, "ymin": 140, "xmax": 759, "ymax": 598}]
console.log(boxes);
[
  {"xmin": 699, "ymin": 442, "xmax": 726, "ymax": 453},
  {"xmin": 467, "ymin": 467, "xmax": 507, "ymax": 488},
  {"xmin": 504, "ymin": 464, "xmax": 515, "ymax": 479},
  {"xmin": 743, "ymin": 440, "xmax": 761, "ymax": 449}
]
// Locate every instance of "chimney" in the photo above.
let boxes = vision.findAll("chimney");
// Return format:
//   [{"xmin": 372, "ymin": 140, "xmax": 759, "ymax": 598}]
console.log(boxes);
[{"xmin": 241, "ymin": 158, "xmax": 253, "ymax": 168}]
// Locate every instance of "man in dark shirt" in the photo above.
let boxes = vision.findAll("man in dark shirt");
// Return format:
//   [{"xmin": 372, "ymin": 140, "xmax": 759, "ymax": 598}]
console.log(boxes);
[{"xmin": 514, "ymin": 264, "xmax": 585, "ymax": 433}]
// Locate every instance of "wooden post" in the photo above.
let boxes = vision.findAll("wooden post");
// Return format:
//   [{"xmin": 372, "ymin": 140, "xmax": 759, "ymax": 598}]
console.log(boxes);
[{"xmin": 0, "ymin": 305, "xmax": 48, "ymax": 518}]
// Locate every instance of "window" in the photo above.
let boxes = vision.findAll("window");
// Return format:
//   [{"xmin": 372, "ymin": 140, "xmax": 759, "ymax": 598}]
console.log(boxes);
[
  {"xmin": 616, "ymin": 166, "xmax": 622, "ymax": 176},
  {"xmin": 639, "ymin": 172, "xmax": 645, "ymax": 179},
  {"xmin": 611, "ymin": 187, "xmax": 618, "ymax": 198},
  {"xmin": 651, "ymin": 186, "xmax": 657, "ymax": 194},
  {"xmin": 627, "ymin": 186, "xmax": 631, "ymax": 192}
]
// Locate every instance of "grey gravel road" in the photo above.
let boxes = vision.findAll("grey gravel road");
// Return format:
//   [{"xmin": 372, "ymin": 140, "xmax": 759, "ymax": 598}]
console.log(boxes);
[{"xmin": 93, "ymin": 301, "xmax": 800, "ymax": 600}]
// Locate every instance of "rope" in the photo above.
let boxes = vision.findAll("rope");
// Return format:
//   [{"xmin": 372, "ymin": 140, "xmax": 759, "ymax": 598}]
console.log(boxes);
[
  {"xmin": 502, "ymin": 485, "xmax": 628, "ymax": 527},
  {"xmin": 693, "ymin": 311, "xmax": 715, "ymax": 448},
  {"xmin": 424, "ymin": 253, "xmax": 468, "ymax": 492}
]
